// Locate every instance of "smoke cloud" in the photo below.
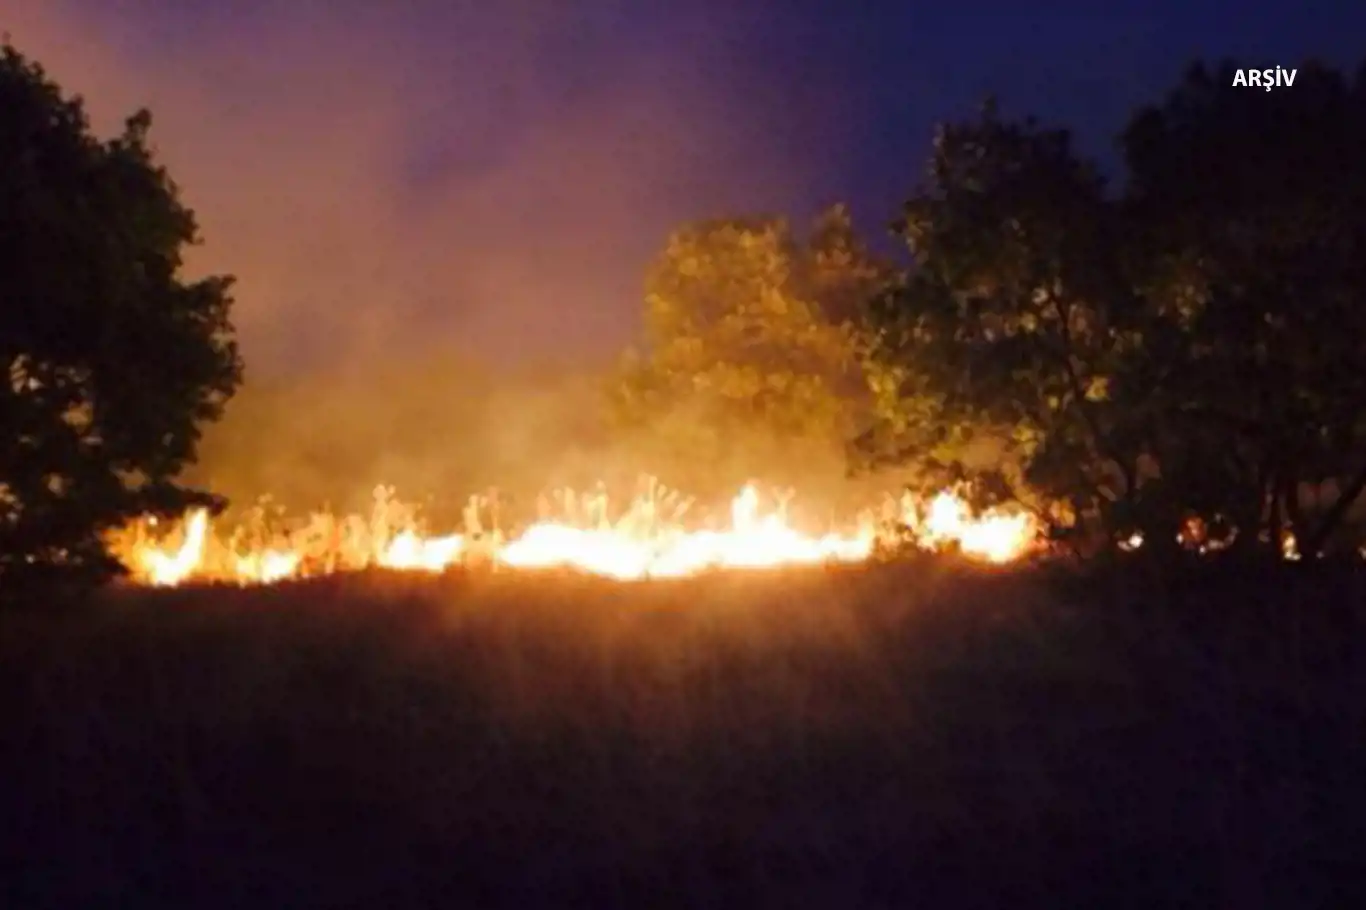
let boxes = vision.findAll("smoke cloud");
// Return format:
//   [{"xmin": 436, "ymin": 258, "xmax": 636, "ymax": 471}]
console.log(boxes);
[
  {"xmin": 6, "ymin": 1, "xmax": 865, "ymax": 509},
  {"xmin": 5, "ymin": 0, "xmax": 820, "ymax": 371}
]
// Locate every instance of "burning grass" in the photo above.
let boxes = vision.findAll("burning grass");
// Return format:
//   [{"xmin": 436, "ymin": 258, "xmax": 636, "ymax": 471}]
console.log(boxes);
[
  {"xmin": 104, "ymin": 480, "xmax": 1038, "ymax": 586},
  {"xmin": 3, "ymin": 560, "xmax": 1365, "ymax": 907}
]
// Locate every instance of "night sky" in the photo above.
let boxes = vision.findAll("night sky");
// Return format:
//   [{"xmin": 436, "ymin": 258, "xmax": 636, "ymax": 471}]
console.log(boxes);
[{"xmin": 7, "ymin": 0, "xmax": 1364, "ymax": 372}]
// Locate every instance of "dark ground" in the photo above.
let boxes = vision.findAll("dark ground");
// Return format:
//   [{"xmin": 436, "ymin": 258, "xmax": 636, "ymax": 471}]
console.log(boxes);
[{"xmin": 2, "ymin": 559, "xmax": 1364, "ymax": 909}]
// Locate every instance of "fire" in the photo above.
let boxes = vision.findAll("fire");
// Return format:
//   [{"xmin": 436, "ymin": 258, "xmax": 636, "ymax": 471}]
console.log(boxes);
[
  {"xmin": 919, "ymin": 491, "xmax": 1035, "ymax": 564},
  {"xmin": 139, "ymin": 509, "xmax": 210, "ymax": 586},
  {"xmin": 379, "ymin": 531, "xmax": 466, "ymax": 571},
  {"xmin": 107, "ymin": 482, "xmax": 1039, "ymax": 587}
]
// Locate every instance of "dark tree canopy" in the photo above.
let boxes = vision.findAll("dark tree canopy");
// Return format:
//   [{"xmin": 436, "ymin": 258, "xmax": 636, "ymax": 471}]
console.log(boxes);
[
  {"xmin": 861, "ymin": 103, "xmax": 1146, "ymax": 534},
  {"xmin": 0, "ymin": 42, "xmax": 242, "ymax": 597},
  {"xmin": 864, "ymin": 61, "xmax": 1366, "ymax": 560},
  {"xmin": 1122, "ymin": 60, "xmax": 1366, "ymax": 556}
]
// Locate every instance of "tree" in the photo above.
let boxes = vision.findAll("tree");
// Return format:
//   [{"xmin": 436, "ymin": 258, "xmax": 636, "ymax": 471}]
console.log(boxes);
[
  {"xmin": 1123, "ymin": 59, "xmax": 1366, "ymax": 556},
  {"xmin": 610, "ymin": 206, "xmax": 892, "ymax": 501},
  {"xmin": 867, "ymin": 61, "xmax": 1366, "ymax": 561},
  {"xmin": 0, "ymin": 42, "xmax": 242, "ymax": 598},
  {"xmin": 862, "ymin": 102, "xmax": 1158, "ymax": 550}
]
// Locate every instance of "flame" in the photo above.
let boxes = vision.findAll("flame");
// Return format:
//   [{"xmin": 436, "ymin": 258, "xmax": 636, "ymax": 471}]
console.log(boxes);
[
  {"xmin": 381, "ymin": 531, "xmax": 466, "ymax": 571},
  {"xmin": 139, "ymin": 508, "xmax": 210, "ymax": 586},
  {"xmin": 1119, "ymin": 520, "xmax": 1309, "ymax": 560},
  {"xmin": 235, "ymin": 549, "xmax": 302, "ymax": 584},
  {"xmin": 107, "ymin": 481, "xmax": 1040, "ymax": 587},
  {"xmin": 918, "ymin": 491, "xmax": 1034, "ymax": 564}
]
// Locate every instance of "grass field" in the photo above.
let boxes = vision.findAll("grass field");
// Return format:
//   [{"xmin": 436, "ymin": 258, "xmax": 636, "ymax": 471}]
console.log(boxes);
[{"xmin": 2, "ymin": 560, "xmax": 1365, "ymax": 908}]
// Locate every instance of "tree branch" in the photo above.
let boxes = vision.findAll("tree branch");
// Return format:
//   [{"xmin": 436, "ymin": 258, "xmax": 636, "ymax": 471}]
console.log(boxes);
[
  {"xmin": 1048, "ymin": 293, "xmax": 1136, "ymax": 503},
  {"xmin": 1302, "ymin": 461, "xmax": 1366, "ymax": 556}
]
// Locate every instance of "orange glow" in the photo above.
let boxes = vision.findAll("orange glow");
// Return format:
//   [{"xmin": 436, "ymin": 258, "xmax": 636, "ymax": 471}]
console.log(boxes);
[{"xmin": 107, "ymin": 481, "xmax": 1040, "ymax": 586}]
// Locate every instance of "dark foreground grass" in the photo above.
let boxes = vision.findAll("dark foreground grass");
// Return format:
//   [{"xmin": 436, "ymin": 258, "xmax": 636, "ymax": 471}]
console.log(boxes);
[{"xmin": 2, "ymin": 560, "xmax": 1364, "ymax": 909}]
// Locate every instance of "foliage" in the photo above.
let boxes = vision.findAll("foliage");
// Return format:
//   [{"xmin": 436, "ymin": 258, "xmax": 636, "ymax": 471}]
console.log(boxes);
[
  {"xmin": 1122, "ymin": 60, "xmax": 1366, "ymax": 555},
  {"xmin": 0, "ymin": 43, "xmax": 242, "ymax": 598},
  {"xmin": 865, "ymin": 61, "xmax": 1366, "ymax": 559},
  {"xmin": 863, "ymin": 101, "xmax": 1153, "ymax": 544},
  {"xmin": 610, "ymin": 205, "xmax": 895, "ymax": 498}
]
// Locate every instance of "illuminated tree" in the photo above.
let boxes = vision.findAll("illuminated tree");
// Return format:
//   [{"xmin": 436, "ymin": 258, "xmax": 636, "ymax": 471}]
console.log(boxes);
[
  {"xmin": 611, "ymin": 206, "xmax": 892, "ymax": 499},
  {"xmin": 866, "ymin": 59, "xmax": 1366, "ymax": 559},
  {"xmin": 0, "ymin": 42, "xmax": 242, "ymax": 598},
  {"xmin": 862, "ymin": 103, "xmax": 1156, "ymax": 548}
]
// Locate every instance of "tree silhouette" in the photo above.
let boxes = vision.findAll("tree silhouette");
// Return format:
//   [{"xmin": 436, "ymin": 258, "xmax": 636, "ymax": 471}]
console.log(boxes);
[
  {"xmin": 1123, "ymin": 59, "xmax": 1366, "ymax": 556},
  {"xmin": 862, "ymin": 104, "xmax": 1153, "ymax": 549},
  {"xmin": 864, "ymin": 60, "xmax": 1366, "ymax": 560},
  {"xmin": 0, "ymin": 43, "xmax": 242, "ymax": 598}
]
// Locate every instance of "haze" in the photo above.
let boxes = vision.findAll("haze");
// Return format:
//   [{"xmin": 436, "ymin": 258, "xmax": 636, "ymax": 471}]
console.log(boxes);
[
  {"xmin": 5, "ymin": 0, "xmax": 842, "ymax": 373},
  {"xmin": 8, "ymin": 0, "xmax": 1358, "ymax": 372},
  {"xmin": 6, "ymin": 0, "xmax": 1361, "ymax": 510}
]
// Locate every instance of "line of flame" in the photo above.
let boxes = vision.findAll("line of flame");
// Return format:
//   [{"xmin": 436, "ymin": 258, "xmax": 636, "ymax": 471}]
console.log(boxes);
[{"xmin": 108, "ymin": 484, "xmax": 1038, "ymax": 587}]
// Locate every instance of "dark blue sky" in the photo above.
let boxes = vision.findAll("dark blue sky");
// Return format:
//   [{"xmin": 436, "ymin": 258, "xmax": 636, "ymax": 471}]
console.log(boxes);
[
  {"xmin": 684, "ymin": 0, "xmax": 1362, "ymax": 222},
  {"xmin": 10, "ymin": 0, "xmax": 1364, "ymax": 370}
]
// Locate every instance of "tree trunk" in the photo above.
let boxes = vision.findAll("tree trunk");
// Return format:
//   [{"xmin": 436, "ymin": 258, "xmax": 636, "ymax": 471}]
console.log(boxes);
[
  {"xmin": 1285, "ymin": 483, "xmax": 1302, "ymax": 531},
  {"xmin": 1231, "ymin": 462, "xmax": 1272, "ymax": 557},
  {"xmin": 1281, "ymin": 469, "xmax": 1303, "ymax": 547},
  {"xmin": 1302, "ymin": 463, "xmax": 1366, "ymax": 557},
  {"xmin": 1267, "ymin": 471, "xmax": 1284, "ymax": 555}
]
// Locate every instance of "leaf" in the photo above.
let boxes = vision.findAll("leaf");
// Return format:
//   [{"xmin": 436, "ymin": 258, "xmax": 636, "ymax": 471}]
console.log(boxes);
[{"xmin": 0, "ymin": 41, "xmax": 242, "ymax": 597}]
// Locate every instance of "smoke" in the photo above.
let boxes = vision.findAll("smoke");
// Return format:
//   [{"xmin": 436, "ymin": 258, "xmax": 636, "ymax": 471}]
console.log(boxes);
[
  {"xmin": 2, "ymin": 0, "xmax": 841, "ymax": 504},
  {"xmin": 5, "ymin": 1, "xmax": 878, "ymax": 512},
  {"xmin": 5, "ymin": 0, "xmax": 818, "ymax": 370}
]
